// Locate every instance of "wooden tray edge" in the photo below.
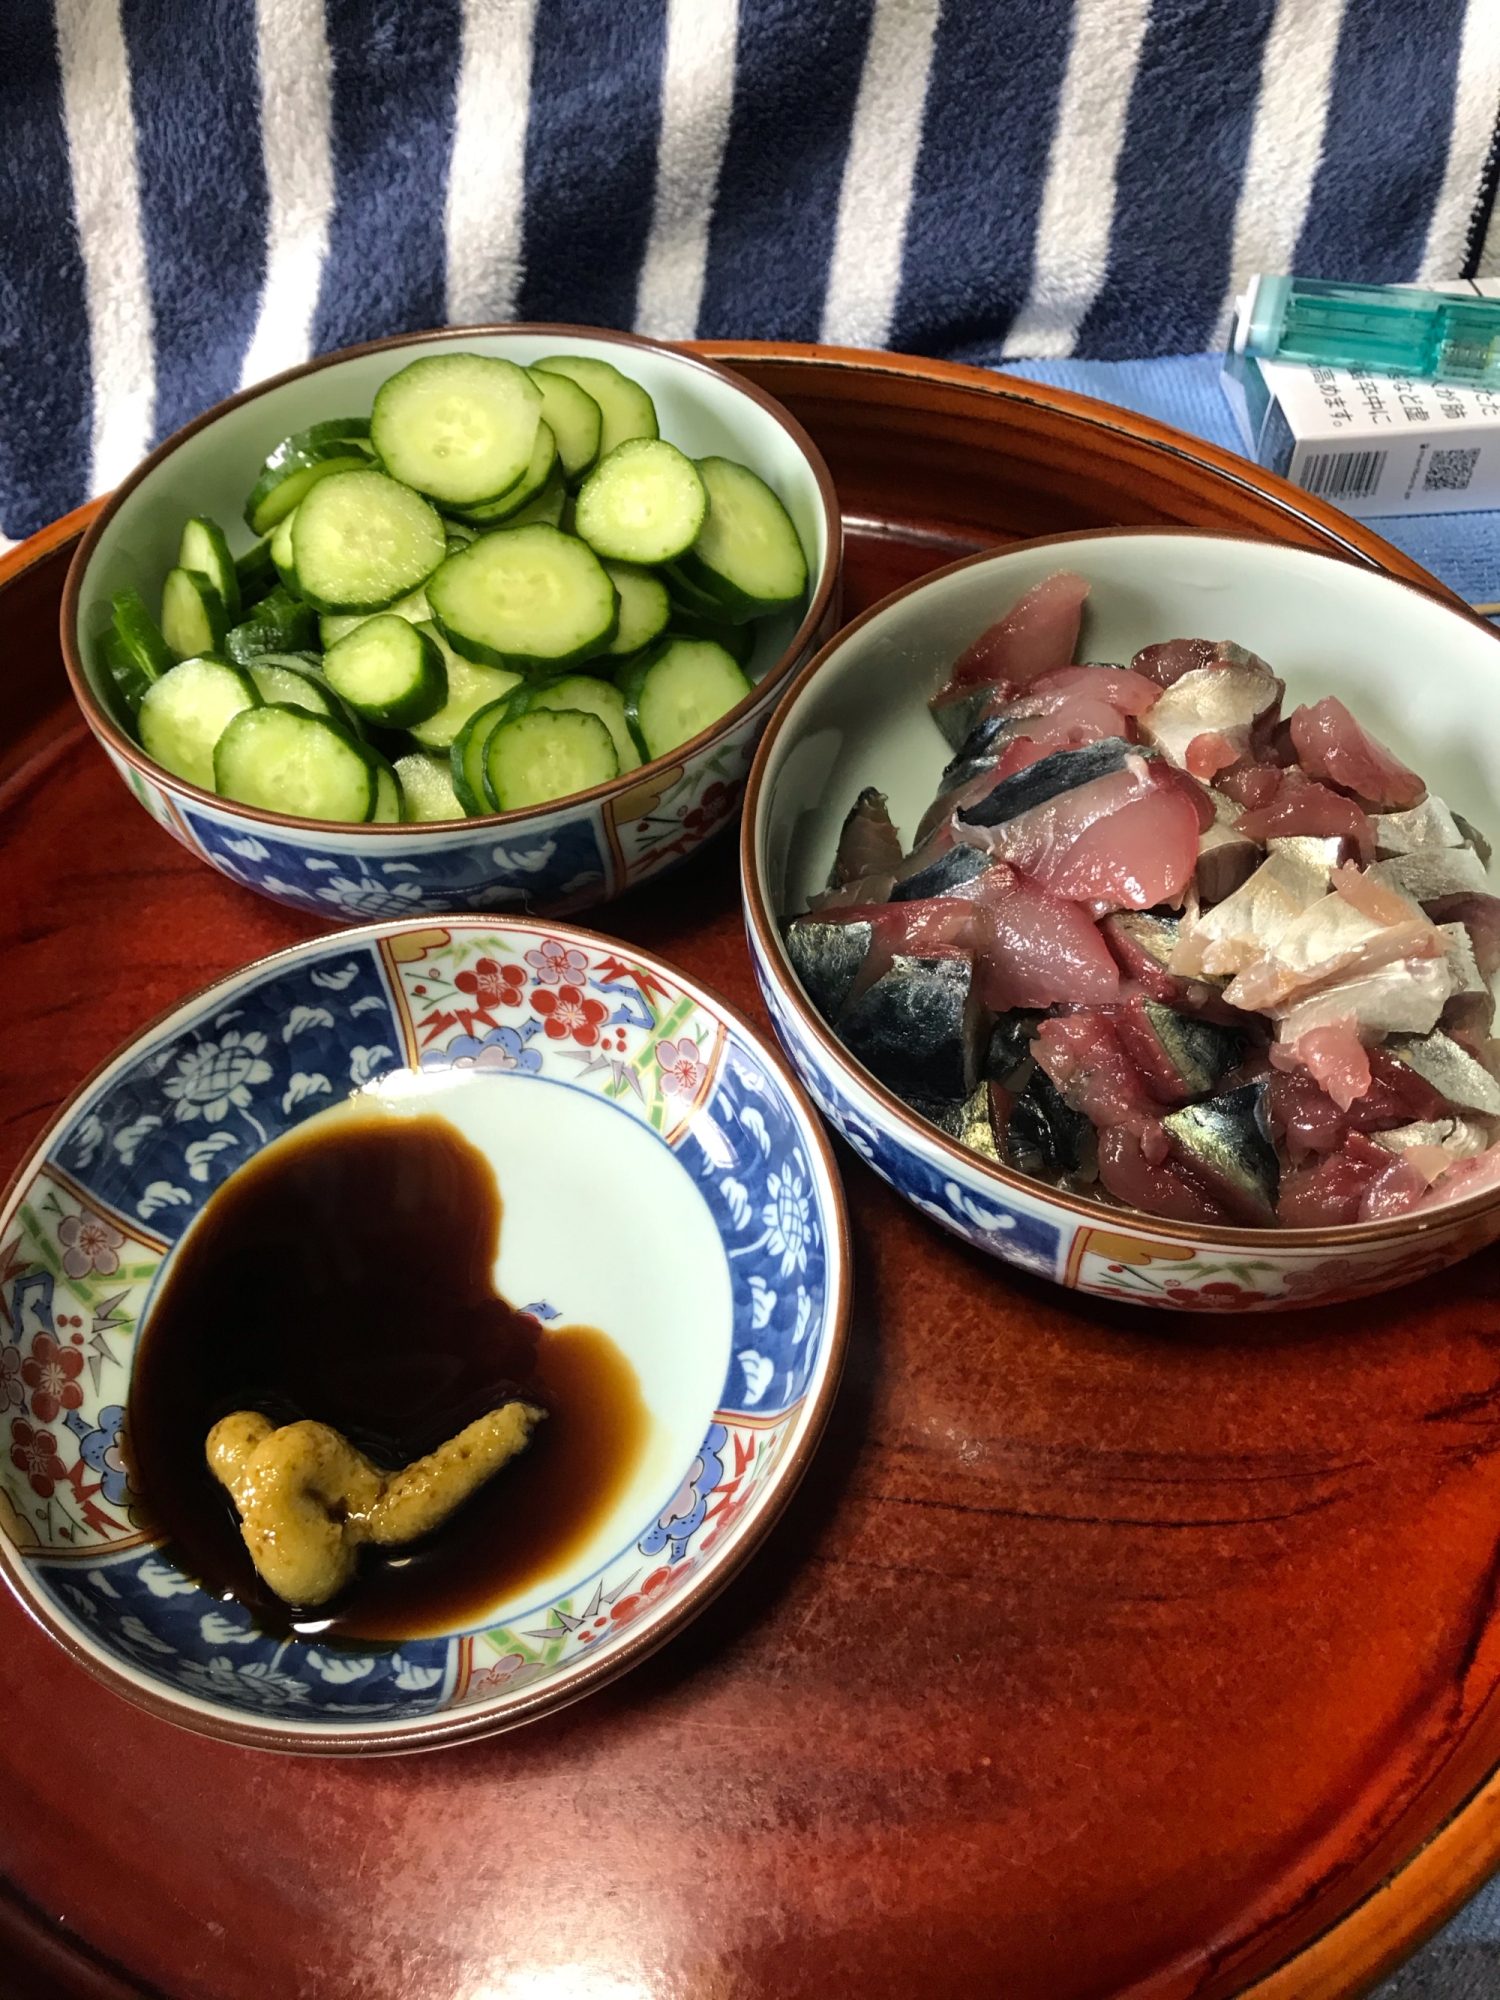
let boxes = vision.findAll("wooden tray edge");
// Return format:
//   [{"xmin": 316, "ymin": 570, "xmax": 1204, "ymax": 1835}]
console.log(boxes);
[{"xmin": 7, "ymin": 351, "xmax": 1497, "ymax": 2000}]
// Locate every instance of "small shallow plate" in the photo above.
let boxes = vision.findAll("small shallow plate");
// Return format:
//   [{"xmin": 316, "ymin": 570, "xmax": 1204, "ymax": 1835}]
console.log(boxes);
[
  {"xmin": 744, "ymin": 528, "xmax": 1500, "ymax": 1313},
  {"xmin": 0, "ymin": 917, "xmax": 849, "ymax": 1753}
]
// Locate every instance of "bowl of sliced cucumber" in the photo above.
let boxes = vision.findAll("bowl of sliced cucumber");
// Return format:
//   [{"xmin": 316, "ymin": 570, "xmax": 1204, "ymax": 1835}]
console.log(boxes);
[{"xmin": 63, "ymin": 327, "xmax": 840, "ymax": 921}]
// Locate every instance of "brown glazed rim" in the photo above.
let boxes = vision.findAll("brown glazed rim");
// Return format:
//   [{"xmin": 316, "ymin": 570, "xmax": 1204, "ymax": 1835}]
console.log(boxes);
[
  {"xmin": 59, "ymin": 324, "xmax": 842, "ymax": 836},
  {"xmin": 742, "ymin": 523, "xmax": 1500, "ymax": 1257},
  {"xmin": 0, "ymin": 915, "xmax": 853, "ymax": 1757}
]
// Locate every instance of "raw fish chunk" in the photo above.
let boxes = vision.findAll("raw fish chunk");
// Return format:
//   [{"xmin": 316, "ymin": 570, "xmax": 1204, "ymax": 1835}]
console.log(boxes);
[
  {"xmin": 1373, "ymin": 795, "xmax": 1468, "ymax": 858},
  {"xmin": 1171, "ymin": 842, "xmax": 1336, "ymax": 977},
  {"xmin": 1385, "ymin": 1029, "xmax": 1500, "ymax": 1116},
  {"xmin": 1160, "ymin": 1084, "xmax": 1280, "ymax": 1224},
  {"xmin": 837, "ymin": 953, "xmax": 983, "ymax": 1104},
  {"xmin": 828, "ymin": 787, "xmax": 903, "ymax": 890},
  {"xmin": 1235, "ymin": 781, "xmax": 1376, "ymax": 862},
  {"xmin": 1138, "ymin": 661, "xmax": 1282, "ymax": 776},
  {"xmin": 1274, "ymin": 956, "xmax": 1455, "ymax": 1042},
  {"xmin": 1097, "ymin": 1125, "xmax": 1236, "ymax": 1224},
  {"xmin": 1369, "ymin": 846, "xmax": 1489, "ymax": 902},
  {"xmin": 1288, "ymin": 697, "xmax": 1424, "ymax": 810},
  {"xmin": 784, "ymin": 919, "xmax": 872, "ymax": 1023},
  {"xmin": 932, "ymin": 571, "xmax": 1089, "ymax": 702},
  {"xmin": 1004, "ymin": 1068, "xmax": 1095, "ymax": 1181},
  {"xmin": 969, "ymin": 868, "xmax": 1123, "ymax": 1010},
  {"xmin": 1278, "ymin": 1132, "xmax": 1426, "ymax": 1225}
]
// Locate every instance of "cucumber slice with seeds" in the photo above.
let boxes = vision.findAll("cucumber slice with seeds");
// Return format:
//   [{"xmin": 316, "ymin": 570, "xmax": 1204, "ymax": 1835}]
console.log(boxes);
[
  {"xmin": 396, "ymin": 751, "xmax": 466, "ymax": 822},
  {"xmin": 532, "ymin": 356, "xmax": 658, "ymax": 457},
  {"xmin": 372, "ymin": 353, "xmax": 543, "ymax": 507},
  {"xmin": 482, "ymin": 708, "xmax": 618, "ymax": 812},
  {"xmin": 223, "ymin": 585, "xmax": 320, "ymax": 664},
  {"xmin": 214, "ymin": 704, "xmax": 374, "ymax": 822},
  {"xmin": 178, "ymin": 518, "xmax": 241, "ymax": 623},
  {"xmin": 526, "ymin": 366, "xmax": 602, "ymax": 484},
  {"xmin": 617, "ymin": 637, "xmax": 752, "ymax": 761},
  {"xmin": 427, "ymin": 525, "xmax": 617, "ymax": 670},
  {"xmin": 676, "ymin": 458, "xmax": 808, "ymax": 621},
  {"xmin": 319, "ymin": 583, "xmax": 431, "ymax": 651},
  {"xmin": 574, "ymin": 438, "xmax": 706, "ymax": 565},
  {"xmin": 291, "ymin": 468, "xmax": 446, "ymax": 614},
  {"xmin": 504, "ymin": 674, "xmax": 640, "ymax": 774},
  {"xmin": 602, "ymin": 562, "xmax": 671, "ymax": 657},
  {"xmin": 247, "ymin": 658, "xmax": 340, "ymax": 718},
  {"xmin": 245, "ymin": 432, "xmax": 374, "ymax": 537},
  {"xmin": 407, "ymin": 627, "xmax": 523, "ymax": 750},
  {"xmin": 322, "ymin": 615, "xmax": 448, "ymax": 727},
  {"xmin": 449, "ymin": 421, "xmax": 557, "ymax": 525},
  {"xmin": 161, "ymin": 567, "xmax": 229, "ymax": 660},
  {"xmin": 139, "ymin": 655, "xmax": 261, "ymax": 791}
]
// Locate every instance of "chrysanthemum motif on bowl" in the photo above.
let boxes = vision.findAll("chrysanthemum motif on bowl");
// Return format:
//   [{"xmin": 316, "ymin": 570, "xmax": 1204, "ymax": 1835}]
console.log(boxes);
[{"xmin": 0, "ymin": 920, "xmax": 848, "ymax": 1750}]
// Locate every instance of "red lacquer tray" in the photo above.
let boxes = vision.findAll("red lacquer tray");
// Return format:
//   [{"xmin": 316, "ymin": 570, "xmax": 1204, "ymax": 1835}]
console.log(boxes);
[{"xmin": 5, "ymin": 343, "xmax": 1500, "ymax": 2000}]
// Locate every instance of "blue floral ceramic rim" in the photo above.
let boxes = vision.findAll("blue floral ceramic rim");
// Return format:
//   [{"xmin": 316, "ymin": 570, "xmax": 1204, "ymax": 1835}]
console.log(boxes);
[{"xmin": 0, "ymin": 918, "xmax": 851, "ymax": 1753}]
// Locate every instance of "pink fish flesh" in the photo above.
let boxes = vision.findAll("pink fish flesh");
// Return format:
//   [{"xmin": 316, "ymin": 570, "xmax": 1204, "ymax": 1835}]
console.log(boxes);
[
  {"xmin": 1288, "ymin": 698, "xmax": 1425, "ymax": 811},
  {"xmin": 934, "ymin": 570, "xmax": 1090, "ymax": 699}
]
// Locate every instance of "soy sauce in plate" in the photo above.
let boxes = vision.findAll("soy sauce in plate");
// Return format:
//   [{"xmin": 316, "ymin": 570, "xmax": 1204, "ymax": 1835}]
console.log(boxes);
[{"xmin": 127, "ymin": 1102, "xmax": 650, "ymax": 1641}]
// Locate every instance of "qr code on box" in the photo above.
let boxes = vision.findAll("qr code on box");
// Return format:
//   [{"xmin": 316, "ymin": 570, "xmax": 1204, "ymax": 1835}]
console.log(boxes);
[{"xmin": 1424, "ymin": 447, "xmax": 1480, "ymax": 492}]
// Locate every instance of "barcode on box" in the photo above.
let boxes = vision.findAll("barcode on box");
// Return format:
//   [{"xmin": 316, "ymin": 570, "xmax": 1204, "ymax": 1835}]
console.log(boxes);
[
  {"xmin": 1424, "ymin": 446, "xmax": 1480, "ymax": 492},
  {"xmin": 1300, "ymin": 450, "xmax": 1389, "ymax": 500}
]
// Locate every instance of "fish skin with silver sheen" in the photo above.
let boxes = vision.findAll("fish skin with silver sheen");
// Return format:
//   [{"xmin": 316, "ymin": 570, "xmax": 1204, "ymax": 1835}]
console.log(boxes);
[
  {"xmin": 1137, "ymin": 661, "xmax": 1282, "ymax": 774},
  {"xmin": 1162, "ymin": 1083, "xmax": 1280, "ymax": 1224},
  {"xmin": 1196, "ymin": 820, "xmax": 1261, "ymax": 904},
  {"xmin": 957, "ymin": 738, "xmax": 1137, "ymax": 832},
  {"xmin": 1372, "ymin": 1116, "xmax": 1493, "ymax": 1162},
  {"xmin": 986, "ymin": 1010, "xmax": 1045, "ymax": 1082},
  {"xmin": 1172, "ymin": 841, "xmax": 1335, "ymax": 977},
  {"xmin": 938, "ymin": 713, "xmax": 1011, "ymax": 794},
  {"xmin": 1373, "ymin": 796, "xmax": 1467, "ymax": 859},
  {"xmin": 836, "ymin": 954, "xmax": 982, "ymax": 1103},
  {"xmin": 1140, "ymin": 1001, "xmax": 1244, "ymax": 1098},
  {"xmin": 1386, "ymin": 1030, "xmax": 1500, "ymax": 1116},
  {"xmin": 889, "ymin": 844, "xmax": 995, "ymax": 903},
  {"xmin": 931, "ymin": 684, "xmax": 1002, "ymax": 751},
  {"xmin": 784, "ymin": 919, "xmax": 872, "ymax": 1024},
  {"xmin": 1370, "ymin": 847, "xmax": 1490, "ymax": 903}
]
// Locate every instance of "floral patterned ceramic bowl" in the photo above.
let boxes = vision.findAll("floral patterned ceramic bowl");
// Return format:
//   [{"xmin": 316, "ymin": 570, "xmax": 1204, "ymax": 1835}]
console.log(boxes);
[
  {"xmin": 0, "ymin": 918, "xmax": 849, "ymax": 1752},
  {"xmin": 743, "ymin": 529, "xmax": 1500, "ymax": 1313},
  {"xmin": 62, "ymin": 328, "xmax": 840, "ymax": 924}
]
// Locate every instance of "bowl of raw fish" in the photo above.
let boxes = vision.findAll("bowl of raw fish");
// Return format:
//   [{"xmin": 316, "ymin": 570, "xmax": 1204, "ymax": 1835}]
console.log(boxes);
[
  {"xmin": 0, "ymin": 917, "xmax": 849, "ymax": 1750},
  {"xmin": 743, "ymin": 530, "xmax": 1500, "ymax": 1312},
  {"xmin": 62, "ymin": 326, "xmax": 839, "ymax": 924}
]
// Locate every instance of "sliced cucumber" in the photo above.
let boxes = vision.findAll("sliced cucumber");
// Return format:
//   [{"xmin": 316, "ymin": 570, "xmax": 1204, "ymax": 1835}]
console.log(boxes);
[
  {"xmin": 214, "ymin": 704, "xmax": 374, "ymax": 822},
  {"xmin": 527, "ymin": 366, "xmax": 602, "ymax": 484},
  {"xmin": 298, "ymin": 417, "xmax": 373, "ymax": 452},
  {"xmin": 427, "ymin": 525, "xmax": 618, "ymax": 669},
  {"xmin": 361, "ymin": 746, "xmax": 404, "ymax": 823},
  {"xmin": 676, "ymin": 458, "xmax": 808, "ymax": 622},
  {"xmin": 270, "ymin": 504, "xmax": 300, "ymax": 592},
  {"xmin": 371, "ymin": 352, "xmax": 542, "ymax": 507},
  {"xmin": 178, "ymin": 518, "xmax": 241, "ymax": 623},
  {"xmin": 245, "ymin": 432, "xmax": 374, "ymax": 537},
  {"xmin": 322, "ymin": 615, "xmax": 448, "ymax": 727},
  {"xmin": 407, "ymin": 627, "xmax": 522, "ymax": 750},
  {"xmin": 224, "ymin": 585, "xmax": 320, "ymax": 664},
  {"xmin": 100, "ymin": 631, "xmax": 153, "ymax": 724},
  {"xmin": 602, "ymin": 562, "xmax": 671, "ymax": 657},
  {"xmin": 110, "ymin": 588, "xmax": 176, "ymax": 697},
  {"xmin": 618, "ymin": 637, "xmax": 752, "ymax": 761},
  {"xmin": 668, "ymin": 607, "xmax": 756, "ymax": 667},
  {"xmin": 449, "ymin": 695, "xmax": 514, "ymax": 813},
  {"xmin": 446, "ymin": 524, "xmax": 478, "ymax": 553},
  {"xmin": 483, "ymin": 708, "xmax": 618, "ymax": 812},
  {"xmin": 574, "ymin": 438, "xmax": 706, "ymax": 565},
  {"xmin": 247, "ymin": 657, "xmax": 340, "ymax": 718},
  {"xmin": 450, "ymin": 421, "xmax": 557, "ymax": 525},
  {"xmin": 319, "ymin": 583, "xmax": 430, "ymax": 650},
  {"xmin": 235, "ymin": 535, "xmax": 278, "ymax": 609},
  {"xmin": 661, "ymin": 558, "xmax": 735, "ymax": 620},
  {"xmin": 291, "ymin": 469, "xmax": 446, "ymax": 614},
  {"xmin": 395, "ymin": 751, "xmax": 466, "ymax": 822},
  {"xmin": 161, "ymin": 567, "xmax": 229, "ymax": 660},
  {"xmin": 505, "ymin": 674, "xmax": 640, "ymax": 774},
  {"xmin": 497, "ymin": 462, "xmax": 567, "ymax": 531},
  {"xmin": 532, "ymin": 356, "xmax": 658, "ymax": 457},
  {"xmin": 139, "ymin": 655, "xmax": 261, "ymax": 791}
]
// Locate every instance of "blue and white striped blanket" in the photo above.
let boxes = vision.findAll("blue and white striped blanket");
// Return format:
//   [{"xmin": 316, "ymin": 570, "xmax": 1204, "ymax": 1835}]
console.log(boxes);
[{"xmin": 3, "ymin": 0, "xmax": 1499, "ymax": 544}]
